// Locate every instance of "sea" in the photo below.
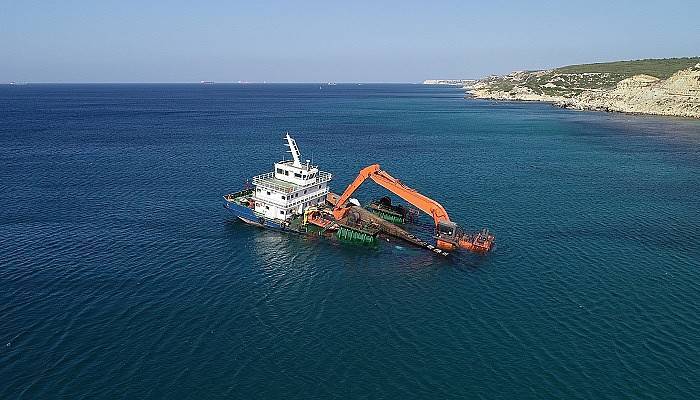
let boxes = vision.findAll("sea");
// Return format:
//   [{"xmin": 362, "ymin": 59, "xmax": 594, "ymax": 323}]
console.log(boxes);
[{"xmin": 1, "ymin": 83, "xmax": 699, "ymax": 399}]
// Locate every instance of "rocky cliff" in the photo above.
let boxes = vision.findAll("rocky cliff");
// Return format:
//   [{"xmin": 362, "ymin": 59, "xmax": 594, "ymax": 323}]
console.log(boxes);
[{"xmin": 467, "ymin": 58, "xmax": 700, "ymax": 118}]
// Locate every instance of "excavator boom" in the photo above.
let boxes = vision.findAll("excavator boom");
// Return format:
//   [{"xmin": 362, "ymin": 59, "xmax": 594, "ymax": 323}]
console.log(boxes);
[
  {"xmin": 332, "ymin": 164, "xmax": 450, "ymax": 227},
  {"xmin": 332, "ymin": 164, "xmax": 381, "ymax": 219},
  {"xmin": 332, "ymin": 164, "xmax": 494, "ymax": 253}
]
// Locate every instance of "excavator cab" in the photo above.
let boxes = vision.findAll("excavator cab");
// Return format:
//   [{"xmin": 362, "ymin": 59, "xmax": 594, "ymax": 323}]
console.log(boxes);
[{"xmin": 435, "ymin": 220, "xmax": 460, "ymax": 250}]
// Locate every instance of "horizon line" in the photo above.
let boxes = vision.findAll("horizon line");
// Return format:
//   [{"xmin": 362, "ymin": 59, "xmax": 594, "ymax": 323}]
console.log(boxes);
[
  {"xmin": 0, "ymin": 78, "xmax": 479, "ymax": 86},
  {"xmin": 3, "ymin": 81, "xmax": 438, "ymax": 85}
]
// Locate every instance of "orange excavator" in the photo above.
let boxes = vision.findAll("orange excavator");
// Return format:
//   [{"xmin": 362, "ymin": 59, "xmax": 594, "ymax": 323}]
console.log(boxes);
[{"xmin": 333, "ymin": 164, "xmax": 495, "ymax": 254}]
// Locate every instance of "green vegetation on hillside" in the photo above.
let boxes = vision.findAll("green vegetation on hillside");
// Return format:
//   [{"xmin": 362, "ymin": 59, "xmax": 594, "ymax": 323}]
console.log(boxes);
[
  {"xmin": 554, "ymin": 57, "xmax": 700, "ymax": 79},
  {"xmin": 476, "ymin": 57, "xmax": 700, "ymax": 98}
]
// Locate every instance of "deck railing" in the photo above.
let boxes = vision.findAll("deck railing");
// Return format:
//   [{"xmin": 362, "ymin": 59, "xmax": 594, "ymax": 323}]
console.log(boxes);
[
  {"xmin": 223, "ymin": 188, "xmax": 254, "ymax": 201},
  {"xmin": 252, "ymin": 170, "xmax": 333, "ymax": 193}
]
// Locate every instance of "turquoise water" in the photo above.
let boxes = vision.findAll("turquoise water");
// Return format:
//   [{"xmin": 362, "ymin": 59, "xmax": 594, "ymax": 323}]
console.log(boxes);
[{"xmin": 1, "ymin": 84, "xmax": 699, "ymax": 399}]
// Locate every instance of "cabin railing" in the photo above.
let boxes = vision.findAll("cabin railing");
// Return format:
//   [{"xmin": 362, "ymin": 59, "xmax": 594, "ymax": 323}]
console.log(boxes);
[
  {"xmin": 223, "ymin": 188, "xmax": 254, "ymax": 201},
  {"xmin": 252, "ymin": 170, "xmax": 333, "ymax": 193}
]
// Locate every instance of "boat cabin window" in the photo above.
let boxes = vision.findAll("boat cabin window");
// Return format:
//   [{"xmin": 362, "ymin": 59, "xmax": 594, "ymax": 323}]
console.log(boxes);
[
  {"xmin": 265, "ymin": 205, "xmax": 269, "ymax": 210},
  {"xmin": 266, "ymin": 191, "xmax": 271, "ymax": 195},
  {"xmin": 284, "ymin": 171, "xmax": 289, "ymax": 176},
  {"xmin": 281, "ymin": 195, "xmax": 286, "ymax": 199},
  {"xmin": 294, "ymin": 172, "xmax": 302, "ymax": 178},
  {"xmin": 280, "ymin": 210, "xmax": 285, "ymax": 215},
  {"xmin": 276, "ymin": 168, "xmax": 284, "ymax": 174}
]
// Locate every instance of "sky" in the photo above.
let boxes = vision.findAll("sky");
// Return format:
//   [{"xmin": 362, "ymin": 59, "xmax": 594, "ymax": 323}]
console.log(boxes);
[{"xmin": 2, "ymin": 0, "xmax": 699, "ymax": 83}]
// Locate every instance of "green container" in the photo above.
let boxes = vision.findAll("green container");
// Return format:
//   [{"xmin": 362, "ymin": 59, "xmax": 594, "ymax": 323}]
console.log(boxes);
[
  {"xmin": 336, "ymin": 226, "xmax": 377, "ymax": 245},
  {"xmin": 370, "ymin": 209, "xmax": 405, "ymax": 224}
]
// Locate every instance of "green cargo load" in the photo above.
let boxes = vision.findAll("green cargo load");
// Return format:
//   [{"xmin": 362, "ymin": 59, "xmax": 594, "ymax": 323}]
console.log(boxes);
[{"xmin": 335, "ymin": 225, "xmax": 378, "ymax": 245}]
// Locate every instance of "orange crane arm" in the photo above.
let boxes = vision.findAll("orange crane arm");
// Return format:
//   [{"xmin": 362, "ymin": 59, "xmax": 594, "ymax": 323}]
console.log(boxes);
[
  {"xmin": 333, "ymin": 164, "xmax": 381, "ymax": 217},
  {"xmin": 332, "ymin": 164, "xmax": 451, "ymax": 227}
]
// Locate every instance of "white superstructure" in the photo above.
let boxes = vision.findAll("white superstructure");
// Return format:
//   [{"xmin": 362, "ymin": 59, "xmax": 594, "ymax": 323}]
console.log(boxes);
[{"xmin": 252, "ymin": 133, "xmax": 332, "ymax": 220}]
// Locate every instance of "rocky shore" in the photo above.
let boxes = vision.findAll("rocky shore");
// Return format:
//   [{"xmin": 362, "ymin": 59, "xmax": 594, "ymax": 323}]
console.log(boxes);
[{"xmin": 466, "ymin": 60, "xmax": 700, "ymax": 119}]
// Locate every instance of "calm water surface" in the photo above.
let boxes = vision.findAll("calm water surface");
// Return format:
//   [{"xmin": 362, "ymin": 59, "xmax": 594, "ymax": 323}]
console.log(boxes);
[{"xmin": 1, "ymin": 84, "xmax": 699, "ymax": 399}]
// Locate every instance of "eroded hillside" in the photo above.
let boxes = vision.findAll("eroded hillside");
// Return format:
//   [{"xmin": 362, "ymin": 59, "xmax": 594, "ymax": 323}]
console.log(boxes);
[{"xmin": 468, "ymin": 58, "xmax": 700, "ymax": 118}]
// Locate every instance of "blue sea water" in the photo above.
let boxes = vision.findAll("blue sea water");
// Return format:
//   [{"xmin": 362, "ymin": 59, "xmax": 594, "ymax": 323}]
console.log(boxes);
[{"xmin": 1, "ymin": 83, "xmax": 699, "ymax": 399}]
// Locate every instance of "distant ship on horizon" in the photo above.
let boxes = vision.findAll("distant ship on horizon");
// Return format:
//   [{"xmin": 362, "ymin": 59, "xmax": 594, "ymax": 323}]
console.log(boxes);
[{"xmin": 200, "ymin": 80, "xmax": 215, "ymax": 84}]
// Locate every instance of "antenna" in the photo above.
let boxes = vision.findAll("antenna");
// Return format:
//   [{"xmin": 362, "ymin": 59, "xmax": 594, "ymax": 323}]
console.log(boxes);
[{"xmin": 284, "ymin": 132, "xmax": 302, "ymax": 168}]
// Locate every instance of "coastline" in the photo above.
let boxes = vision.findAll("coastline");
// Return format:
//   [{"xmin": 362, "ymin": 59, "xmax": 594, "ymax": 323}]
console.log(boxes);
[{"xmin": 462, "ymin": 61, "xmax": 700, "ymax": 119}]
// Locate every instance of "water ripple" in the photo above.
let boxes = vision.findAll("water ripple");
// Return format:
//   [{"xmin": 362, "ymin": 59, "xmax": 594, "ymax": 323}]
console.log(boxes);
[{"xmin": 2, "ymin": 84, "xmax": 699, "ymax": 399}]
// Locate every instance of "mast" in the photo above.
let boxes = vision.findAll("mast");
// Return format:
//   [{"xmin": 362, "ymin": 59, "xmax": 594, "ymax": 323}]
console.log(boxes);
[{"xmin": 285, "ymin": 132, "xmax": 303, "ymax": 168}]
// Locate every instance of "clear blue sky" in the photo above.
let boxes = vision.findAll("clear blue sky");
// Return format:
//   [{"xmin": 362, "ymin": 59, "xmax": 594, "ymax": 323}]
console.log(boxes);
[{"xmin": 2, "ymin": 0, "xmax": 698, "ymax": 82}]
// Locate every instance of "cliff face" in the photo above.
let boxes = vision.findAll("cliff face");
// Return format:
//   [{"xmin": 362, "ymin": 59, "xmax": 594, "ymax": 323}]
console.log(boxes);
[{"xmin": 467, "ymin": 62, "xmax": 700, "ymax": 119}]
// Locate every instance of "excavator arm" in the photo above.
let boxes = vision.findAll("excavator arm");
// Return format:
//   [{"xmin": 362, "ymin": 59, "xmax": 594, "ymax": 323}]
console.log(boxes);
[
  {"xmin": 332, "ymin": 164, "xmax": 450, "ymax": 226},
  {"xmin": 332, "ymin": 164, "xmax": 495, "ymax": 253},
  {"xmin": 332, "ymin": 164, "xmax": 381, "ymax": 220}
]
